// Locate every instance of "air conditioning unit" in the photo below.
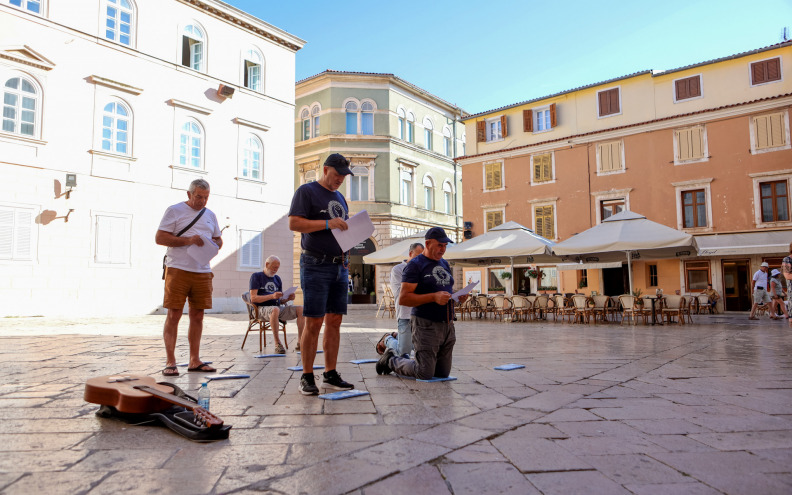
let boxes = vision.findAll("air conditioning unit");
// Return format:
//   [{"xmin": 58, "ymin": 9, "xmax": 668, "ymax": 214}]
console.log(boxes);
[{"xmin": 217, "ymin": 84, "xmax": 235, "ymax": 99}]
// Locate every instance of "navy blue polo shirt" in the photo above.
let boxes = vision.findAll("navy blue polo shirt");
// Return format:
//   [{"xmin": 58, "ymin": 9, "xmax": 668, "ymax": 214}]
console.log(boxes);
[
  {"xmin": 249, "ymin": 272, "xmax": 282, "ymax": 307},
  {"xmin": 402, "ymin": 254, "xmax": 454, "ymax": 322},
  {"xmin": 288, "ymin": 181, "xmax": 348, "ymax": 256}
]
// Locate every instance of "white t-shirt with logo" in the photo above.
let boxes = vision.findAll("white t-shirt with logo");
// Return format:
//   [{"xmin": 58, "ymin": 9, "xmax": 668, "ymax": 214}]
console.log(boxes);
[{"xmin": 158, "ymin": 202, "xmax": 221, "ymax": 273}]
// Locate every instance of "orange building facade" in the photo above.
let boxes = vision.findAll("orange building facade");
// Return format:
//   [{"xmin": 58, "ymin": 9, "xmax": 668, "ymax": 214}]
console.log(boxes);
[{"xmin": 458, "ymin": 42, "xmax": 792, "ymax": 311}]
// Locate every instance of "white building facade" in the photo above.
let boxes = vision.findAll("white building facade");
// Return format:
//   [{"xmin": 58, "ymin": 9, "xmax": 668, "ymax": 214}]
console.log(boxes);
[{"xmin": 0, "ymin": 0, "xmax": 304, "ymax": 316}]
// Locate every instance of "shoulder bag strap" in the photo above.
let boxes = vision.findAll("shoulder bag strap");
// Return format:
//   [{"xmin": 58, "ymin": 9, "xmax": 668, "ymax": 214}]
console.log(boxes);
[{"xmin": 175, "ymin": 208, "xmax": 206, "ymax": 237}]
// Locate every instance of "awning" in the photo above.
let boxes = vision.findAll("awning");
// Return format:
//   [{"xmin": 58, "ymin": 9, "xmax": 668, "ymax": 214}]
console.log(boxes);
[
  {"xmin": 696, "ymin": 231, "xmax": 791, "ymax": 256},
  {"xmin": 556, "ymin": 261, "xmax": 624, "ymax": 271}
]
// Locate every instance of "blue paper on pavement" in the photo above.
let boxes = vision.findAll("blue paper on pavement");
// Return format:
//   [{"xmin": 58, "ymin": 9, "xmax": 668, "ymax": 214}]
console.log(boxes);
[
  {"xmin": 205, "ymin": 374, "xmax": 250, "ymax": 380},
  {"xmin": 417, "ymin": 376, "xmax": 457, "ymax": 383},
  {"xmin": 287, "ymin": 365, "xmax": 325, "ymax": 371},
  {"xmin": 350, "ymin": 359, "xmax": 378, "ymax": 364},
  {"xmin": 176, "ymin": 361, "xmax": 212, "ymax": 367},
  {"xmin": 494, "ymin": 364, "xmax": 525, "ymax": 371},
  {"xmin": 318, "ymin": 389, "xmax": 370, "ymax": 400},
  {"xmin": 254, "ymin": 354, "xmax": 286, "ymax": 358},
  {"xmin": 296, "ymin": 350, "xmax": 323, "ymax": 354}
]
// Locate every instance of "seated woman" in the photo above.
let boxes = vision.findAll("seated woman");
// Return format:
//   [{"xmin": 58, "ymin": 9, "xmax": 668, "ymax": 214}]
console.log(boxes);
[{"xmin": 770, "ymin": 269, "xmax": 789, "ymax": 320}]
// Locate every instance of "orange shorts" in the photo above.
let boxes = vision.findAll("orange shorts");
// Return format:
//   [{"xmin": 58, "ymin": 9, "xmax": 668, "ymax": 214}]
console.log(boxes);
[{"xmin": 163, "ymin": 267, "xmax": 214, "ymax": 310}]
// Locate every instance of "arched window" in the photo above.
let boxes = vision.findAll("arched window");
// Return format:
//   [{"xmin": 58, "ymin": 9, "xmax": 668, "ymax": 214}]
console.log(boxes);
[
  {"xmin": 443, "ymin": 127, "xmax": 452, "ymax": 157},
  {"xmin": 300, "ymin": 108, "xmax": 310, "ymax": 141},
  {"xmin": 406, "ymin": 112, "xmax": 415, "ymax": 143},
  {"xmin": 182, "ymin": 24, "xmax": 205, "ymax": 71},
  {"xmin": 241, "ymin": 134, "xmax": 262, "ymax": 180},
  {"xmin": 443, "ymin": 181, "xmax": 454, "ymax": 214},
  {"xmin": 8, "ymin": 0, "xmax": 43, "ymax": 14},
  {"xmin": 361, "ymin": 101, "xmax": 374, "ymax": 135},
  {"xmin": 104, "ymin": 0, "xmax": 134, "ymax": 46},
  {"xmin": 178, "ymin": 119, "xmax": 203, "ymax": 169},
  {"xmin": 311, "ymin": 105, "xmax": 320, "ymax": 138},
  {"xmin": 2, "ymin": 76, "xmax": 39, "ymax": 137},
  {"xmin": 304, "ymin": 169, "xmax": 317, "ymax": 183},
  {"xmin": 423, "ymin": 174, "xmax": 434, "ymax": 210},
  {"xmin": 101, "ymin": 101, "xmax": 131, "ymax": 155},
  {"xmin": 397, "ymin": 108, "xmax": 405, "ymax": 140},
  {"xmin": 243, "ymin": 48, "xmax": 262, "ymax": 91},
  {"xmin": 349, "ymin": 166, "xmax": 369, "ymax": 201},
  {"xmin": 345, "ymin": 101, "xmax": 358, "ymax": 134},
  {"xmin": 423, "ymin": 117, "xmax": 433, "ymax": 150}
]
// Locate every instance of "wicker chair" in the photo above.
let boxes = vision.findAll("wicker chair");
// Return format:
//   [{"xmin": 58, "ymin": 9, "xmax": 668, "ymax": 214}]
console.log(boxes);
[
  {"xmin": 456, "ymin": 295, "xmax": 475, "ymax": 321},
  {"xmin": 571, "ymin": 294, "xmax": 592, "ymax": 324},
  {"xmin": 241, "ymin": 292, "xmax": 287, "ymax": 352},
  {"xmin": 618, "ymin": 294, "xmax": 643, "ymax": 325},
  {"xmin": 511, "ymin": 295, "xmax": 531, "ymax": 322},
  {"xmin": 591, "ymin": 295, "xmax": 613, "ymax": 323},
  {"xmin": 491, "ymin": 295, "xmax": 513, "ymax": 321},
  {"xmin": 662, "ymin": 295, "xmax": 685, "ymax": 325},
  {"xmin": 476, "ymin": 294, "xmax": 492, "ymax": 319},
  {"xmin": 553, "ymin": 295, "xmax": 574, "ymax": 322},
  {"xmin": 534, "ymin": 295, "xmax": 550, "ymax": 320}
]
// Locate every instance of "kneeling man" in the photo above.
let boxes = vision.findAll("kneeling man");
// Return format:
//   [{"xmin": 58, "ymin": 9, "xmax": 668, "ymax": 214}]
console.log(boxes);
[
  {"xmin": 249, "ymin": 255, "xmax": 305, "ymax": 353},
  {"xmin": 377, "ymin": 228, "xmax": 465, "ymax": 379}
]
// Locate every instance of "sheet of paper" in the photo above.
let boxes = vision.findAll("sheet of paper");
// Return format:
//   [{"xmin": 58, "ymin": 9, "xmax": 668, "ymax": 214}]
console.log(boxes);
[
  {"xmin": 186, "ymin": 234, "xmax": 219, "ymax": 266},
  {"xmin": 494, "ymin": 364, "xmax": 525, "ymax": 371},
  {"xmin": 318, "ymin": 389, "xmax": 370, "ymax": 400},
  {"xmin": 332, "ymin": 210, "xmax": 375, "ymax": 253},
  {"xmin": 281, "ymin": 286, "xmax": 297, "ymax": 299},
  {"xmin": 206, "ymin": 374, "xmax": 250, "ymax": 380},
  {"xmin": 452, "ymin": 281, "xmax": 479, "ymax": 302}
]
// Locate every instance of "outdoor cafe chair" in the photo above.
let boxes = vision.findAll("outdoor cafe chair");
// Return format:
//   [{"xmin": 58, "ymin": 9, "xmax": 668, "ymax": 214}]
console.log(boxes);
[
  {"xmin": 511, "ymin": 295, "xmax": 531, "ymax": 322},
  {"xmin": 534, "ymin": 294, "xmax": 550, "ymax": 320},
  {"xmin": 662, "ymin": 295, "xmax": 685, "ymax": 325},
  {"xmin": 618, "ymin": 294, "xmax": 643, "ymax": 325},
  {"xmin": 681, "ymin": 295, "xmax": 695, "ymax": 324},
  {"xmin": 696, "ymin": 294, "xmax": 712, "ymax": 314},
  {"xmin": 591, "ymin": 295, "xmax": 613, "ymax": 323},
  {"xmin": 553, "ymin": 295, "xmax": 574, "ymax": 323},
  {"xmin": 571, "ymin": 294, "xmax": 592, "ymax": 324},
  {"xmin": 457, "ymin": 295, "xmax": 475, "ymax": 321},
  {"xmin": 491, "ymin": 295, "xmax": 513, "ymax": 321},
  {"xmin": 476, "ymin": 294, "xmax": 492, "ymax": 319},
  {"xmin": 241, "ymin": 292, "xmax": 288, "ymax": 352}
]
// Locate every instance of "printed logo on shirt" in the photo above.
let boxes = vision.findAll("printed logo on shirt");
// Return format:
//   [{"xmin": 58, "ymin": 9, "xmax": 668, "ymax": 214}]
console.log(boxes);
[
  {"xmin": 328, "ymin": 200, "xmax": 345, "ymax": 219},
  {"xmin": 264, "ymin": 282, "xmax": 277, "ymax": 293},
  {"xmin": 432, "ymin": 266, "xmax": 451, "ymax": 286}
]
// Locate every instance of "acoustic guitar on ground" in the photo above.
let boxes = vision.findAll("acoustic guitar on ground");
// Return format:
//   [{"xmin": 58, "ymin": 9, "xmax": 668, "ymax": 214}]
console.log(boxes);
[{"xmin": 84, "ymin": 374, "xmax": 224, "ymax": 429}]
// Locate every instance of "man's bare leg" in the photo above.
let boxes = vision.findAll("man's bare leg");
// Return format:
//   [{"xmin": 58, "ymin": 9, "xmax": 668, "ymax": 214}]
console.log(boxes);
[
  {"xmin": 163, "ymin": 308, "xmax": 183, "ymax": 367},
  {"xmin": 268, "ymin": 306, "xmax": 283, "ymax": 346},
  {"xmin": 296, "ymin": 307, "xmax": 305, "ymax": 345},
  {"xmin": 187, "ymin": 308, "xmax": 204, "ymax": 368},
  {"xmin": 323, "ymin": 313, "xmax": 342, "ymax": 371},
  {"xmin": 301, "ymin": 316, "xmax": 323, "ymax": 370}
]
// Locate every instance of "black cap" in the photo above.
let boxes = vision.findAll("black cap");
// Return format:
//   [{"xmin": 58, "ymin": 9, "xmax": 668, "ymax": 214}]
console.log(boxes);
[
  {"xmin": 425, "ymin": 227, "xmax": 453, "ymax": 244},
  {"xmin": 324, "ymin": 153, "xmax": 353, "ymax": 176}
]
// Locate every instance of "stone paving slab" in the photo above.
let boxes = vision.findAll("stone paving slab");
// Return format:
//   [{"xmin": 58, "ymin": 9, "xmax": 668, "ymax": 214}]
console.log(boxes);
[{"xmin": 1, "ymin": 311, "xmax": 791, "ymax": 494}]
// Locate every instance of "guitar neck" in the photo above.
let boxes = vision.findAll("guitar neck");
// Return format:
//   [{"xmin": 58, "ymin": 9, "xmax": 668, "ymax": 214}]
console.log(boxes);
[{"xmin": 134, "ymin": 385, "xmax": 202, "ymax": 410}]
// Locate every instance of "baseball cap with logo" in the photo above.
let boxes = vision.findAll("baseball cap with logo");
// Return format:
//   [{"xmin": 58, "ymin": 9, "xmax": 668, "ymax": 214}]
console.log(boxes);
[
  {"xmin": 324, "ymin": 153, "xmax": 353, "ymax": 176},
  {"xmin": 425, "ymin": 227, "xmax": 453, "ymax": 244}
]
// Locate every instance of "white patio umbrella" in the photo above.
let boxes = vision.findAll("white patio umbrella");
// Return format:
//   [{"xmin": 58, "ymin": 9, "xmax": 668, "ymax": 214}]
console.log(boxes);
[
  {"xmin": 444, "ymin": 221, "xmax": 558, "ymax": 295},
  {"xmin": 362, "ymin": 230, "xmax": 428, "ymax": 265},
  {"xmin": 552, "ymin": 210, "xmax": 698, "ymax": 295}
]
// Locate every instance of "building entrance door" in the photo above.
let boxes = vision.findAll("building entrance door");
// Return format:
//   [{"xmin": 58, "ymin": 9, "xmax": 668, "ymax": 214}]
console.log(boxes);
[
  {"xmin": 722, "ymin": 259, "xmax": 751, "ymax": 311},
  {"xmin": 602, "ymin": 265, "xmax": 627, "ymax": 296}
]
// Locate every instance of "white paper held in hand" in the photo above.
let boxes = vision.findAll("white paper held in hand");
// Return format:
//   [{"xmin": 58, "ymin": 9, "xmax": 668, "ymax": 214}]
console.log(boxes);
[
  {"xmin": 186, "ymin": 234, "xmax": 219, "ymax": 266},
  {"xmin": 452, "ymin": 281, "xmax": 479, "ymax": 302},
  {"xmin": 331, "ymin": 210, "xmax": 375, "ymax": 253},
  {"xmin": 281, "ymin": 286, "xmax": 297, "ymax": 299}
]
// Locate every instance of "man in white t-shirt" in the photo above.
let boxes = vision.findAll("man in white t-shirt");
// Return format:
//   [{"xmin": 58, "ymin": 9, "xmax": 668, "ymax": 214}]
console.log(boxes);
[
  {"xmin": 749, "ymin": 261, "xmax": 771, "ymax": 321},
  {"xmin": 155, "ymin": 179, "xmax": 223, "ymax": 376},
  {"xmin": 376, "ymin": 242, "xmax": 424, "ymax": 357}
]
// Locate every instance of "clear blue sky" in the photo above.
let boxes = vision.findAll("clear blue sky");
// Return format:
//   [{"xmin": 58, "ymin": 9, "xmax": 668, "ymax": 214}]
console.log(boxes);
[{"xmin": 226, "ymin": 0, "xmax": 792, "ymax": 114}]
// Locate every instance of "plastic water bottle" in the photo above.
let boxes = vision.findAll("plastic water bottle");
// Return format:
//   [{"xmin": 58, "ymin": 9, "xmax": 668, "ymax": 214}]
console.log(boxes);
[{"xmin": 198, "ymin": 382, "xmax": 210, "ymax": 411}]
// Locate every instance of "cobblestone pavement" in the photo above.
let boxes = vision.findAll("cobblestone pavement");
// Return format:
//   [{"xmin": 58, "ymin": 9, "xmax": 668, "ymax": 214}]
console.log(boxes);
[{"xmin": 1, "ymin": 310, "xmax": 791, "ymax": 494}]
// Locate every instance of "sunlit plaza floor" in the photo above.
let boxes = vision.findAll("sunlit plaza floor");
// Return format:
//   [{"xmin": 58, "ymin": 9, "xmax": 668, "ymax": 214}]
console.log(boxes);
[{"xmin": 1, "ymin": 309, "xmax": 791, "ymax": 494}]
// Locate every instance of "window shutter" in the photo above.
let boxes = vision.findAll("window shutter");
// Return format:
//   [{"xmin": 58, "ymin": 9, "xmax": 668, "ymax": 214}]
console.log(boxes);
[
  {"xmin": 550, "ymin": 103, "xmax": 557, "ymax": 128},
  {"xmin": 534, "ymin": 207, "xmax": 543, "ymax": 236},
  {"xmin": 14, "ymin": 209, "xmax": 32, "ymax": 260},
  {"xmin": 500, "ymin": 115, "xmax": 508, "ymax": 138},
  {"xmin": 493, "ymin": 165, "xmax": 502, "ymax": 188},
  {"xmin": 675, "ymin": 79, "xmax": 688, "ymax": 100},
  {"xmin": 476, "ymin": 121, "xmax": 486, "ymax": 143},
  {"xmin": 766, "ymin": 58, "xmax": 781, "ymax": 81},
  {"xmin": 544, "ymin": 206, "xmax": 554, "ymax": 238},
  {"xmin": 542, "ymin": 154, "xmax": 551, "ymax": 180},
  {"xmin": 533, "ymin": 159, "xmax": 542, "ymax": 181},
  {"xmin": 688, "ymin": 76, "xmax": 701, "ymax": 98},
  {"xmin": 755, "ymin": 115, "xmax": 770, "ymax": 149},
  {"xmin": 523, "ymin": 109, "xmax": 533, "ymax": 132},
  {"xmin": 610, "ymin": 89, "xmax": 620, "ymax": 115},
  {"xmin": 0, "ymin": 207, "xmax": 14, "ymax": 260},
  {"xmin": 598, "ymin": 91, "xmax": 608, "ymax": 117},
  {"xmin": 770, "ymin": 112, "xmax": 786, "ymax": 147},
  {"xmin": 692, "ymin": 127, "xmax": 704, "ymax": 158}
]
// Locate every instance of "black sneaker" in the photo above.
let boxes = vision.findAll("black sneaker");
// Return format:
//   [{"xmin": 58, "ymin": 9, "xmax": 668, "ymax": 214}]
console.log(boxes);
[
  {"xmin": 299, "ymin": 374, "xmax": 318, "ymax": 395},
  {"xmin": 322, "ymin": 369, "xmax": 354, "ymax": 390},
  {"xmin": 376, "ymin": 349, "xmax": 394, "ymax": 375}
]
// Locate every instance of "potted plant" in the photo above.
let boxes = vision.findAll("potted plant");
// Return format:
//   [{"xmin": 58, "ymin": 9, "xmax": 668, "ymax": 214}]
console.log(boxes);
[{"xmin": 632, "ymin": 288, "xmax": 644, "ymax": 308}]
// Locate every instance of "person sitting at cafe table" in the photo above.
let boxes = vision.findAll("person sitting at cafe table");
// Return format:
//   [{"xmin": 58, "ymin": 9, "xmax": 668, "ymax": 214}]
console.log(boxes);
[{"xmin": 700, "ymin": 284, "xmax": 720, "ymax": 313}]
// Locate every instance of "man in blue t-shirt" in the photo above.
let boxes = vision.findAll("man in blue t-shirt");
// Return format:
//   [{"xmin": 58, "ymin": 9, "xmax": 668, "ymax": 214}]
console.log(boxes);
[
  {"xmin": 376, "ymin": 227, "xmax": 466, "ymax": 380},
  {"xmin": 288, "ymin": 153, "xmax": 355, "ymax": 395},
  {"xmin": 249, "ymin": 255, "xmax": 305, "ymax": 354}
]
